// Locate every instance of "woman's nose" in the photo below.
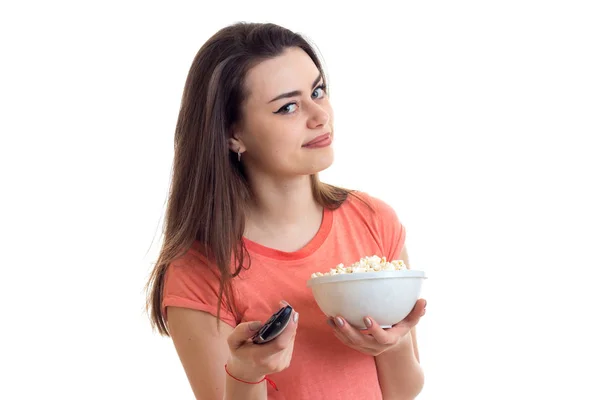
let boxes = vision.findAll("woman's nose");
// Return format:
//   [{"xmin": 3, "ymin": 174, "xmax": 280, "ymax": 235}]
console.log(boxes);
[{"xmin": 307, "ymin": 104, "xmax": 330, "ymax": 129}]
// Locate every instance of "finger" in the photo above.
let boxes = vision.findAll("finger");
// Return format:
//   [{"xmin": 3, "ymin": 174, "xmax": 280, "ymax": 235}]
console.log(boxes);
[
  {"xmin": 257, "ymin": 302, "xmax": 296, "ymax": 351},
  {"xmin": 362, "ymin": 317, "xmax": 398, "ymax": 345},
  {"xmin": 280, "ymin": 333, "xmax": 297, "ymax": 368},
  {"xmin": 279, "ymin": 310, "xmax": 299, "ymax": 339},
  {"xmin": 332, "ymin": 328, "xmax": 351, "ymax": 346},
  {"xmin": 384, "ymin": 299, "xmax": 426, "ymax": 340},
  {"xmin": 332, "ymin": 316, "xmax": 374, "ymax": 347},
  {"xmin": 234, "ymin": 310, "xmax": 299, "ymax": 366},
  {"xmin": 228, "ymin": 321, "xmax": 263, "ymax": 349},
  {"xmin": 401, "ymin": 298, "xmax": 427, "ymax": 327},
  {"xmin": 262, "ymin": 311, "xmax": 299, "ymax": 351},
  {"xmin": 262, "ymin": 325, "xmax": 298, "ymax": 373},
  {"xmin": 414, "ymin": 298, "xmax": 427, "ymax": 314}
]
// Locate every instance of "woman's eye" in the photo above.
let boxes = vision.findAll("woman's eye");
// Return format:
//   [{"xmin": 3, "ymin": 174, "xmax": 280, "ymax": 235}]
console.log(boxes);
[
  {"xmin": 275, "ymin": 84, "xmax": 326, "ymax": 114},
  {"xmin": 276, "ymin": 103, "xmax": 298, "ymax": 114},
  {"xmin": 312, "ymin": 84, "xmax": 327, "ymax": 99}
]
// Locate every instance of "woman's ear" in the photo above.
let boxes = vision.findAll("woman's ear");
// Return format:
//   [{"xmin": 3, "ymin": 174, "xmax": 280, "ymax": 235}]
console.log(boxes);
[
  {"xmin": 228, "ymin": 125, "xmax": 246, "ymax": 154},
  {"xmin": 227, "ymin": 136, "xmax": 245, "ymax": 154}
]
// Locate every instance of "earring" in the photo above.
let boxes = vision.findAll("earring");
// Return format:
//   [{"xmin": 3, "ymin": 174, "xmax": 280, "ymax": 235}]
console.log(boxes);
[{"xmin": 237, "ymin": 150, "xmax": 241, "ymax": 162}]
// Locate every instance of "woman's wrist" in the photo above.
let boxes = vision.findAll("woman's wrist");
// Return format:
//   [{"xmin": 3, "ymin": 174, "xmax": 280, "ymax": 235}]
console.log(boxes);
[
  {"xmin": 224, "ymin": 361, "xmax": 270, "ymax": 400},
  {"xmin": 225, "ymin": 358, "xmax": 265, "ymax": 383}
]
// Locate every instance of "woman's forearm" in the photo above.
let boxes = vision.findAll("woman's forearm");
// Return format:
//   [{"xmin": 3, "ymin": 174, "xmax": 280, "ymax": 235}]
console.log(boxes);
[
  {"xmin": 375, "ymin": 336, "xmax": 424, "ymax": 399},
  {"xmin": 223, "ymin": 377, "xmax": 267, "ymax": 400},
  {"xmin": 223, "ymin": 363, "xmax": 267, "ymax": 400}
]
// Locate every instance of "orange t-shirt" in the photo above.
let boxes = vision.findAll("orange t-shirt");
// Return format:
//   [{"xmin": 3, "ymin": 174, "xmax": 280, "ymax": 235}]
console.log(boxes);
[{"xmin": 162, "ymin": 192, "xmax": 406, "ymax": 399}]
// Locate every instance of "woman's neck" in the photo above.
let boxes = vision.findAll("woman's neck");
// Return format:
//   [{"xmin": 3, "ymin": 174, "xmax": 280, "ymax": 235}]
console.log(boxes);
[{"xmin": 244, "ymin": 174, "xmax": 323, "ymax": 244}]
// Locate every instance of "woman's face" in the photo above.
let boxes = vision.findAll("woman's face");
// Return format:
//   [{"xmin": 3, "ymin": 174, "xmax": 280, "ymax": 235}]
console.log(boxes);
[{"xmin": 231, "ymin": 47, "xmax": 334, "ymax": 179}]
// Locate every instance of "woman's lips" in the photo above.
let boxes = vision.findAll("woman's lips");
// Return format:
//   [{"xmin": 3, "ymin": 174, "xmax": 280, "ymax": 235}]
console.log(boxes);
[{"xmin": 303, "ymin": 133, "xmax": 332, "ymax": 148}]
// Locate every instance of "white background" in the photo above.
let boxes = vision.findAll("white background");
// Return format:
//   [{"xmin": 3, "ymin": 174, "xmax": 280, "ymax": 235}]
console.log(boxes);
[{"xmin": 1, "ymin": 1, "xmax": 599, "ymax": 399}]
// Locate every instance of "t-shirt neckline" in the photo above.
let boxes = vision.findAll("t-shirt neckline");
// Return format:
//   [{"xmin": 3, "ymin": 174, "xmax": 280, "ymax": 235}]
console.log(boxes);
[{"xmin": 242, "ymin": 207, "xmax": 333, "ymax": 261}]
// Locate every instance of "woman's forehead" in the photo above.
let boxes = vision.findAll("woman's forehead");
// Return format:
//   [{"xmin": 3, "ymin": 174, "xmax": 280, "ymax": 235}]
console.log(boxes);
[{"xmin": 244, "ymin": 48, "xmax": 320, "ymax": 105}]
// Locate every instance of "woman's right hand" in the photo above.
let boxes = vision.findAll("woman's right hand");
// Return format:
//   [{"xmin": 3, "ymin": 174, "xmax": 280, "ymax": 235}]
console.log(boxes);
[{"xmin": 225, "ymin": 301, "xmax": 299, "ymax": 382}]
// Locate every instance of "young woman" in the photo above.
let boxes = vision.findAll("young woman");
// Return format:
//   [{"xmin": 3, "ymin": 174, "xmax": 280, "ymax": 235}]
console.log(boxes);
[{"xmin": 145, "ymin": 22, "xmax": 427, "ymax": 400}]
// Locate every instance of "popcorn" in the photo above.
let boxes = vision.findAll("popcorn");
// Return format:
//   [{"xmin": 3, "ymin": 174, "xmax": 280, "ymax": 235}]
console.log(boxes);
[{"xmin": 310, "ymin": 255, "xmax": 407, "ymax": 278}]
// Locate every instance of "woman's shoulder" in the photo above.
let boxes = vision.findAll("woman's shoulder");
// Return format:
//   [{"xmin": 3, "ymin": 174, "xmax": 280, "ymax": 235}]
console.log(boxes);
[
  {"xmin": 342, "ymin": 190, "xmax": 398, "ymax": 220},
  {"xmin": 341, "ymin": 190, "xmax": 406, "ymax": 259},
  {"xmin": 162, "ymin": 242, "xmax": 238, "ymax": 326},
  {"xmin": 165, "ymin": 242, "xmax": 221, "ymax": 281}
]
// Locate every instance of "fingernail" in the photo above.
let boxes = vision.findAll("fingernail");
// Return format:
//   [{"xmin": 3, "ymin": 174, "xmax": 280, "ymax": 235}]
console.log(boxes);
[
  {"xmin": 363, "ymin": 317, "xmax": 372, "ymax": 328},
  {"xmin": 327, "ymin": 319, "xmax": 335, "ymax": 328},
  {"xmin": 335, "ymin": 317, "xmax": 344, "ymax": 327},
  {"xmin": 249, "ymin": 321, "xmax": 262, "ymax": 331},
  {"xmin": 293, "ymin": 312, "xmax": 299, "ymax": 323},
  {"xmin": 421, "ymin": 308, "xmax": 426, "ymax": 316}
]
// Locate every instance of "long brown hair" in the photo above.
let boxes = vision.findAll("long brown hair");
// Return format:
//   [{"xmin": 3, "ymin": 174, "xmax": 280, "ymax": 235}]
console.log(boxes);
[{"xmin": 145, "ymin": 22, "xmax": 361, "ymax": 336}]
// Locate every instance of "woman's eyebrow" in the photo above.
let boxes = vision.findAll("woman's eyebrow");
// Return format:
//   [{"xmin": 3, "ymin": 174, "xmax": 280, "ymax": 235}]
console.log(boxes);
[{"xmin": 267, "ymin": 73, "xmax": 323, "ymax": 104}]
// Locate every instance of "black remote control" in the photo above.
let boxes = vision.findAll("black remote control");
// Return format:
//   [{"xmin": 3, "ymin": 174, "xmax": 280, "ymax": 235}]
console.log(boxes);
[{"xmin": 252, "ymin": 305, "xmax": 293, "ymax": 345}]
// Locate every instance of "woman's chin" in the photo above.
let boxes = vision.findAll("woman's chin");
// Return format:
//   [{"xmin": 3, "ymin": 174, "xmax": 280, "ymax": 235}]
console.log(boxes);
[{"xmin": 307, "ymin": 153, "xmax": 335, "ymax": 175}]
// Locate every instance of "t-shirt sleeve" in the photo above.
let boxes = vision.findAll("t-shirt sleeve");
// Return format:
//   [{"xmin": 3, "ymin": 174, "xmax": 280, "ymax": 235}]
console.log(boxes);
[
  {"xmin": 161, "ymin": 251, "xmax": 237, "ymax": 328},
  {"xmin": 372, "ymin": 196, "xmax": 407, "ymax": 262}
]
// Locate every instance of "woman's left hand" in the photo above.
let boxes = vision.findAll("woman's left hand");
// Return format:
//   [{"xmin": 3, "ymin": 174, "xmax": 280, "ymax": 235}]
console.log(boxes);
[{"xmin": 327, "ymin": 299, "xmax": 427, "ymax": 356}]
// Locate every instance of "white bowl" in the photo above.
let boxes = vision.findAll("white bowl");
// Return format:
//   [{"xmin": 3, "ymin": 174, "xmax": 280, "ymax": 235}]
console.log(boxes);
[{"xmin": 306, "ymin": 270, "xmax": 427, "ymax": 329}]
